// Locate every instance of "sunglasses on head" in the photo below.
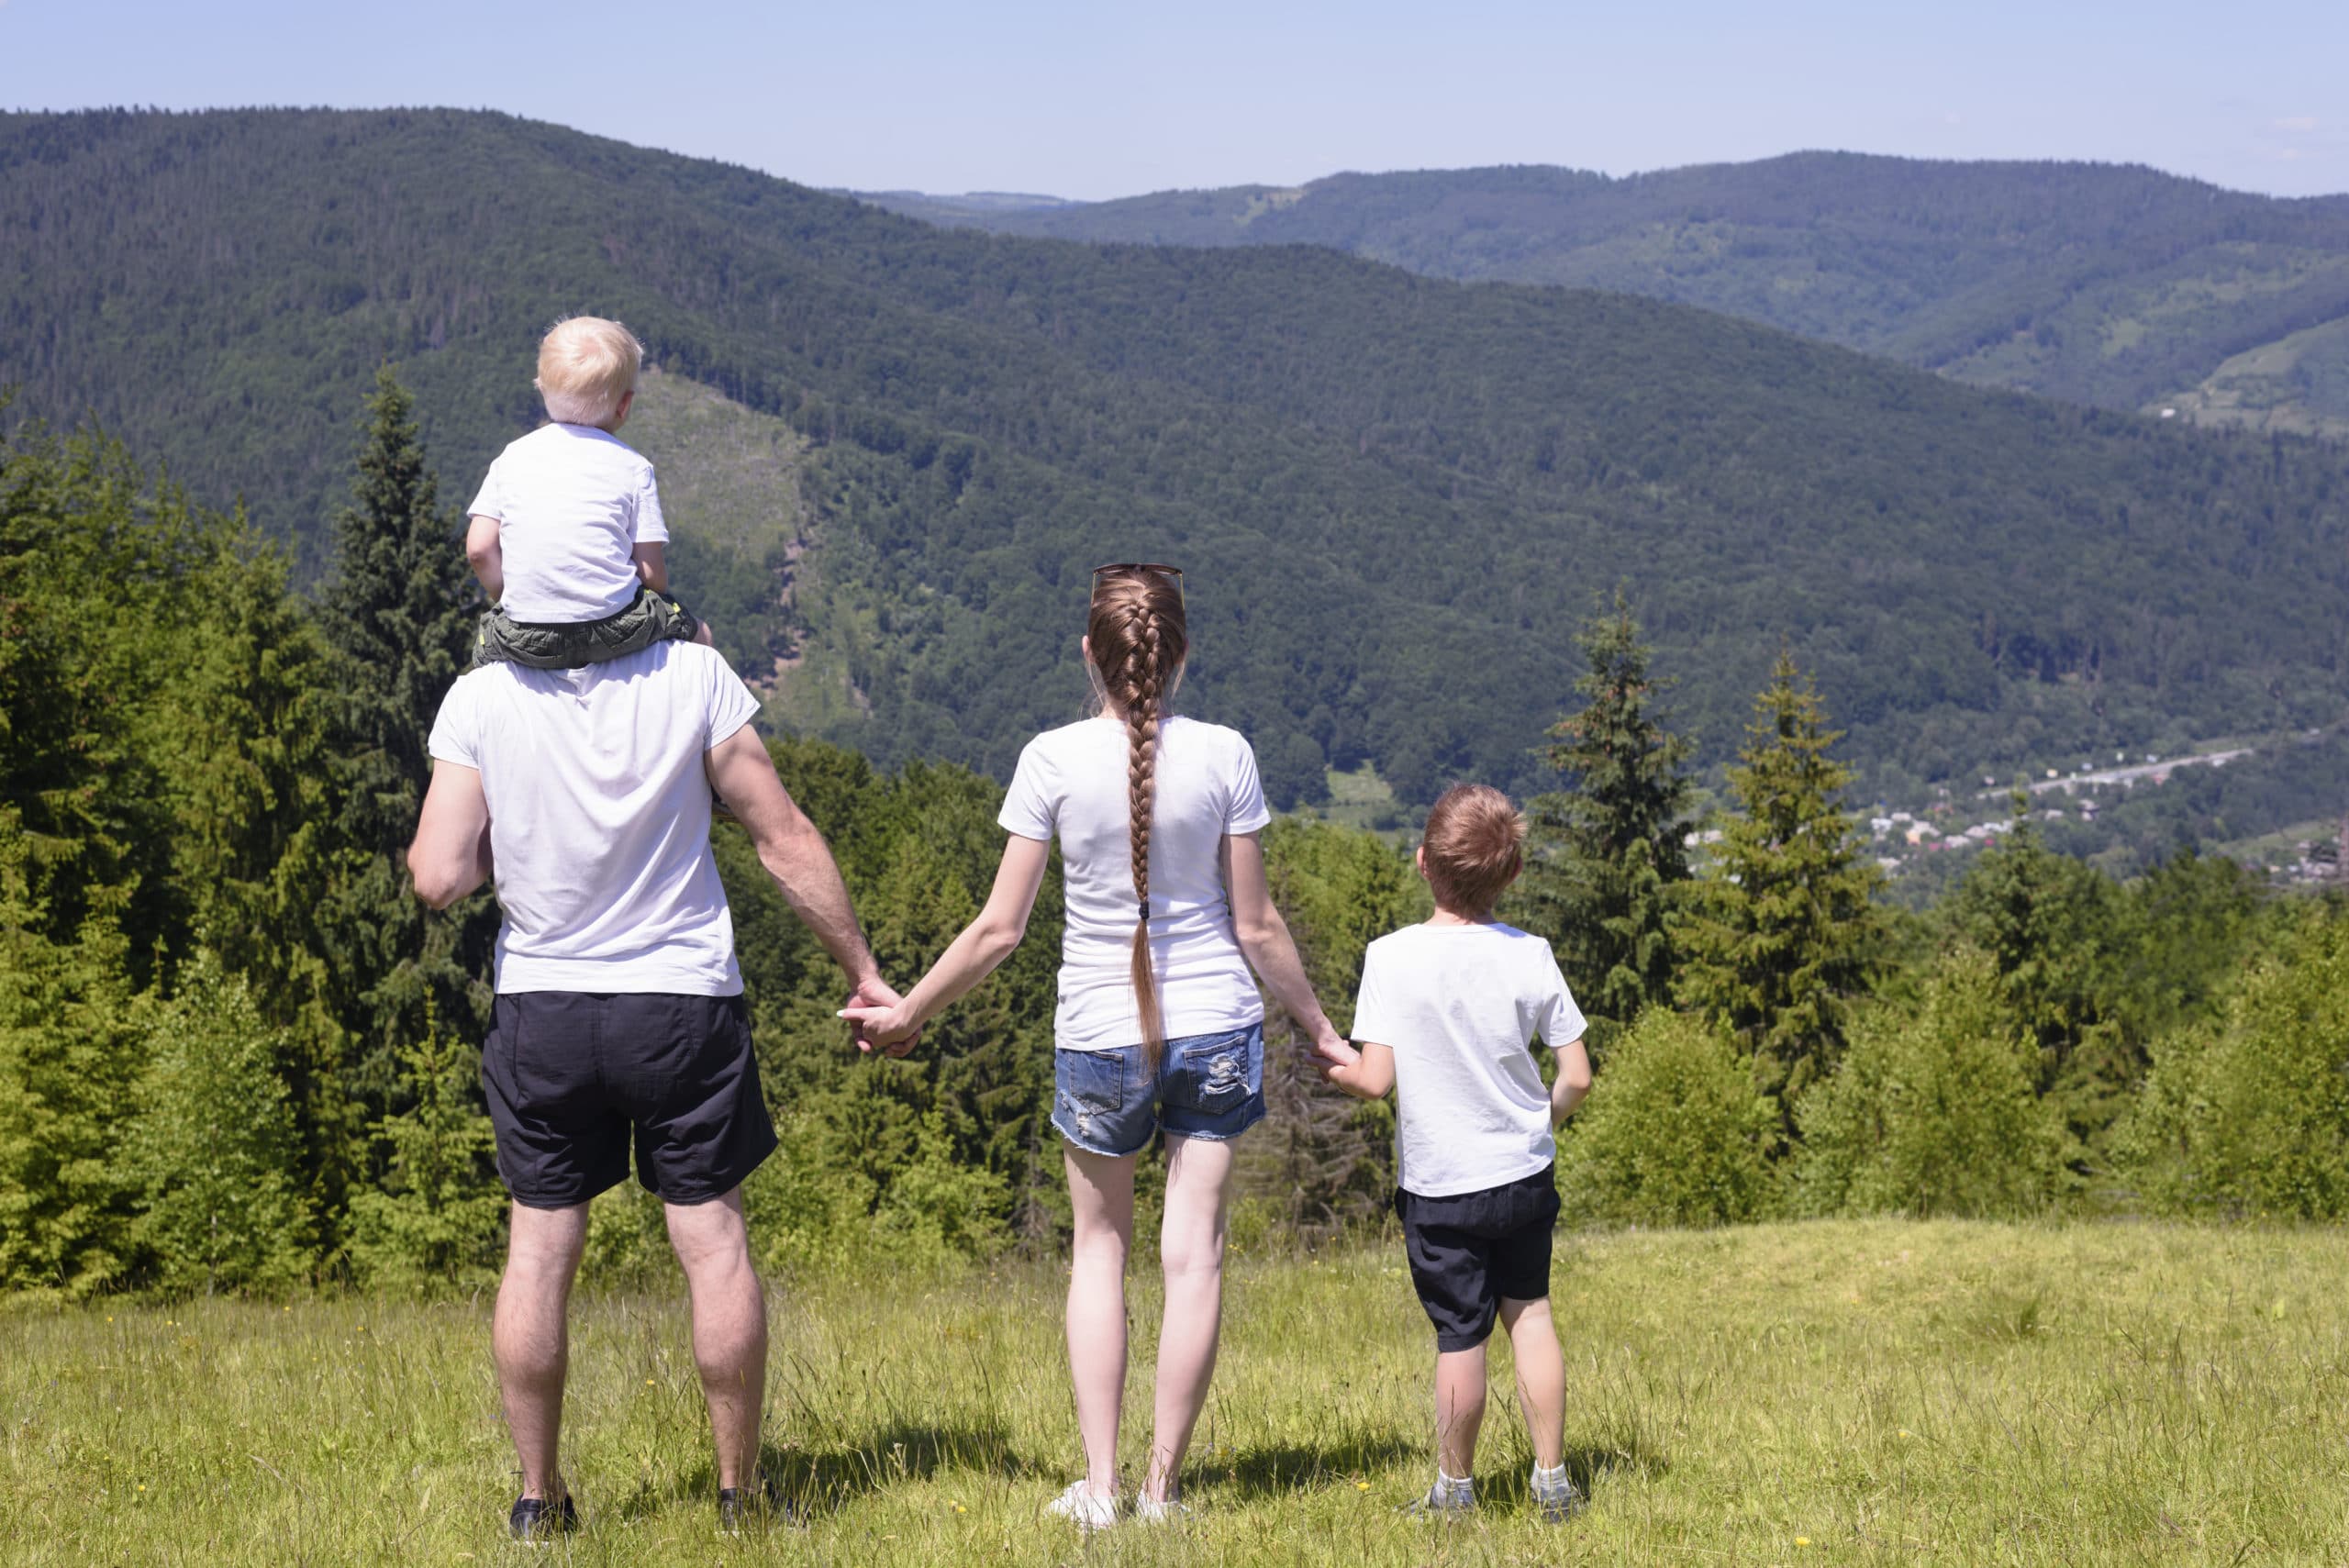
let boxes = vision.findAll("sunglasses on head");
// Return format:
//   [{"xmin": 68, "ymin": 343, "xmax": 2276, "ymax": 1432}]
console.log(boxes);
[{"xmin": 1092, "ymin": 562, "xmax": 1184, "ymax": 599}]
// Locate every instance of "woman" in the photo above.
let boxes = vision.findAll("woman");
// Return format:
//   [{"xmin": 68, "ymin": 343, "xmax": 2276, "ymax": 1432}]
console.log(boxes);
[{"xmin": 843, "ymin": 562, "xmax": 1346, "ymax": 1525}]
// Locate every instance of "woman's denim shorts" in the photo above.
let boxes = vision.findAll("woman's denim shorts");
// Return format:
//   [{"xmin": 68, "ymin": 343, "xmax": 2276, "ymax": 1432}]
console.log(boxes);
[{"xmin": 1052, "ymin": 1021, "xmax": 1266, "ymax": 1158}]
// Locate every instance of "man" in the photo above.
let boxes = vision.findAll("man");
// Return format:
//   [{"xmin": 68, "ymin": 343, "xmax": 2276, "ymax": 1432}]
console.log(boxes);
[{"xmin": 407, "ymin": 636, "xmax": 902, "ymax": 1540}]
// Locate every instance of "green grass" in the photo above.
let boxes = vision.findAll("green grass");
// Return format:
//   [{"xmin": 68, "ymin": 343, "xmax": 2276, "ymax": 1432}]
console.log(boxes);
[
  {"xmin": 1291, "ymin": 763, "xmax": 1410, "ymax": 840},
  {"xmin": 6, "ymin": 1220, "xmax": 2348, "ymax": 1563}
]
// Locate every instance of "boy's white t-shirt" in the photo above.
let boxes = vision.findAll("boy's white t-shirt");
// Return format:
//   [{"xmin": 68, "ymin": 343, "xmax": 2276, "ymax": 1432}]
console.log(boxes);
[
  {"xmin": 998, "ymin": 715, "xmax": 1273, "ymax": 1050},
  {"xmin": 426, "ymin": 641, "xmax": 759, "ymax": 995},
  {"xmin": 468, "ymin": 422, "xmax": 669, "ymax": 623},
  {"xmin": 1350, "ymin": 922, "xmax": 1588, "ymax": 1198}
]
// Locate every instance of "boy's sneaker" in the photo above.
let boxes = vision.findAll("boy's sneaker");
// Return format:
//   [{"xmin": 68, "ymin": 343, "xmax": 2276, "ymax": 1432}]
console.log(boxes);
[
  {"xmin": 1133, "ymin": 1493, "xmax": 1193, "ymax": 1525},
  {"xmin": 507, "ymin": 1492, "xmax": 579, "ymax": 1541},
  {"xmin": 718, "ymin": 1472, "xmax": 796, "ymax": 1534},
  {"xmin": 1405, "ymin": 1475, "xmax": 1477, "ymax": 1520},
  {"xmin": 1531, "ymin": 1465, "xmax": 1586, "ymax": 1524},
  {"xmin": 1044, "ymin": 1480, "xmax": 1121, "ymax": 1530}
]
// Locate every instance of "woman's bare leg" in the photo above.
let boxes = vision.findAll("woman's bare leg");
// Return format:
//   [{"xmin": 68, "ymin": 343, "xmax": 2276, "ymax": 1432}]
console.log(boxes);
[
  {"xmin": 1064, "ymin": 1143, "xmax": 1138, "ymax": 1497},
  {"xmin": 1142, "ymin": 1133, "xmax": 1236, "ymax": 1502}
]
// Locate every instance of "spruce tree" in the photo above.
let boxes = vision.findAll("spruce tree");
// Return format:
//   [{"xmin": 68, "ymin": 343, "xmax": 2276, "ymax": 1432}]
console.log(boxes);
[
  {"xmin": 1678, "ymin": 651, "xmax": 1879, "ymax": 1133},
  {"xmin": 317, "ymin": 368, "xmax": 489, "ymax": 1120},
  {"xmin": 128, "ymin": 955, "xmax": 317, "ymax": 1296},
  {"xmin": 1512, "ymin": 593, "xmax": 1694, "ymax": 1042},
  {"xmin": 344, "ymin": 999, "xmax": 507, "ymax": 1290},
  {"xmin": 1946, "ymin": 795, "xmax": 2129, "ymax": 1149}
]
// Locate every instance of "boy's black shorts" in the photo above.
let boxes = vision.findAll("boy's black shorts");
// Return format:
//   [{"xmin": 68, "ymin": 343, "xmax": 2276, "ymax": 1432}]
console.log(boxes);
[
  {"xmin": 473, "ymin": 584, "xmax": 701, "ymax": 671},
  {"xmin": 481, "ymin": 991, "xmax": 776, "ymax": 1209},
  {"xmin": 1394, "ymin": 1165, "xmax": 1561, "ymax": 1351}
]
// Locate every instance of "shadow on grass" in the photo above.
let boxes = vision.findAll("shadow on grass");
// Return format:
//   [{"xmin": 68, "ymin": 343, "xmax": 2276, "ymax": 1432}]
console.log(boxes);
[
  {"xmin": 1191, "ymin": 1432, "xmax": 1422, "ymax": 1502},
  {"xmin": 616, "ymin": 1419, "xmax": 1050, "ymax": 1522},
  {"xmin": 1480, "ymin": 1432, "xmax": 1671, "ymax": 1507}
]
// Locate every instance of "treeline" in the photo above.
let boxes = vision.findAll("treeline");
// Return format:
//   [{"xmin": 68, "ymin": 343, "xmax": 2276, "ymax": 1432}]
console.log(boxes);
[
  {"xmin": 8, "ymin": 109, "xmax": 2349, "ymax": 819},
  {"xmin": 7, "ymin": 390, "xmax": 2346, "ymax": 1304}
]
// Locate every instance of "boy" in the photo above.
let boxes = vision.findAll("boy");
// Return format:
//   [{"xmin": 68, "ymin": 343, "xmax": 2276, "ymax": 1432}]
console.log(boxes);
[
  {"xmin": 464, "ymin": 316, "xmax": 711, "ymax": 669},
  {"xmin": 1319, "ymin": 783, "xmax": 1594, "ymax": 1524}
]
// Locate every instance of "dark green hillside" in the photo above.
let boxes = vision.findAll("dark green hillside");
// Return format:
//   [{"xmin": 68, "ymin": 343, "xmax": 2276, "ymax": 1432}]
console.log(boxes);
[
  {"xmin": 864, "ymin": 156, "xmax": 2349, "ymax": 437},
  {"xmin": 5, "ymin": 110, "xmax": 2347, "ymax": 809}
]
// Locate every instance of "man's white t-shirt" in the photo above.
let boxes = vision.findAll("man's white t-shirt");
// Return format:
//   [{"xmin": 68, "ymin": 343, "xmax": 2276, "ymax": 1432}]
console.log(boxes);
[
  {"xmin": 467, "ymin": 422, "xmax": 669, "ymax": 623},
  {"xmin": 998, "ymin": 715, "xmax": 1274, "ymax": 1050},
  {"xmin": 1350, "ymin": 922, "xmax": 1588, "ymax": 1198},
  {"xmin": 426, "ymin": 642, "xmax": 759, "ymax": 995}
]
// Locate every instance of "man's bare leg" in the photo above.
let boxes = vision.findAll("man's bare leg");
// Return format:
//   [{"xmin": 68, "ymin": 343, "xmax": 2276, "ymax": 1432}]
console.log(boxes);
[
  {"xmin": 667, "ymin": 1186, "xmax": 767, "ymax": 1492},
  {"xmin": 494, "ymin": 1202, "xmax": 589, "ymax": 1501}
]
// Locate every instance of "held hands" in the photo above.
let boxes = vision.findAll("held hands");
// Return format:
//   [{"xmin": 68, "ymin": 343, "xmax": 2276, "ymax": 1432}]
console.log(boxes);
[
  {"xmin": 840, "ymin": 975, "xmax": 923, "ymax": 1058},
  {"xmin": 1308, "ymin": 1020, "xmax": 1359, "ymax": 1082}
]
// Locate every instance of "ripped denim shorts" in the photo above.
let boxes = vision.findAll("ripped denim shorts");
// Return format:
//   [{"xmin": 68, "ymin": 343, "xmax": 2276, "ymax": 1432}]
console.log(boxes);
[{"xmin": 1052, "ymin": 1022, "xmax": 1266, "ymax": 1158}]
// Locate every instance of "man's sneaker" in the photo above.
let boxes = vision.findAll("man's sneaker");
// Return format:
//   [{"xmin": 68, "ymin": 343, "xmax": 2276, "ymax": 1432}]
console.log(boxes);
[
  {"xmin": 718, "ymin": 1471, "xmax": 796, "ymax": 1535},
  {"xmin": 507, "ymin": 1492, "xmax": 579, "ymax": 1541},
  {"xmin": 1133, "ymin": 1493, "xmax": 1193, "ymax": 1525},
  {"xmin": 1044, "ymin": 1480, "xmax": 1120, "ymax": 1530},
  {"xmin": 1404, "ymin": 1478, "xmax": 1477, "ymax": 1521}
]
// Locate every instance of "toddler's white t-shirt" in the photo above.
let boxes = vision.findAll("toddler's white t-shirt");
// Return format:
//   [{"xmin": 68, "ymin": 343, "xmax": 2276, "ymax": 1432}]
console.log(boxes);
[
  {"xmin": 1350, "ymin": 922, "xmax": 1587, "ymax": 1197},
  {"xmin": 468, "ymin": 422, "xmax": 668, "ymax": 623},
  {"xmin": 998, "ymin": 715, "xmax": 1273, "ymax": 1050}
]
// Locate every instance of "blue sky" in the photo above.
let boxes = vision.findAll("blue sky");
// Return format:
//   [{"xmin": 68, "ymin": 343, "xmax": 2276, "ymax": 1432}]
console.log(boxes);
[{"xmin": 3, "ymin": 0, "xmax": 2343, "ymax": 200}]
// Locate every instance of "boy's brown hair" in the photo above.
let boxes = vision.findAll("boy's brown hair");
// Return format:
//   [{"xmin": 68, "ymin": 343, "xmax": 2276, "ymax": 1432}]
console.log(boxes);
[{"xmin": 1419, "ymin": 784, "xmax": 1526, "ymax": 916}]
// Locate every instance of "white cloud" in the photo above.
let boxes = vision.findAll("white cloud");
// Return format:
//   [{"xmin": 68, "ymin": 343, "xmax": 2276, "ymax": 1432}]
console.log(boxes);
[{"xmin": 2273, "ymin": 115, "xmax": 2321, "ymax": 133}]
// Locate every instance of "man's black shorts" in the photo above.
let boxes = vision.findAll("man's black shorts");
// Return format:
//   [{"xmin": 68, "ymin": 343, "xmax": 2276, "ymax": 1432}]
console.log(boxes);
[
  {"xmin": 481, "ymin": 992, "xmax": 777, "ymax": 1208},
  {"xmin": 1394, "ymin": 1165, "xmax": 1561, "ymax": 1351}
]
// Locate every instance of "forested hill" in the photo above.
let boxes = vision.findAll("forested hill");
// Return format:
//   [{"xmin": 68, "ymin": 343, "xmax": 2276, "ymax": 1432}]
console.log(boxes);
[
  {"xmin": 5, "ymin": 110, "xmax": 2349, "ymax": 810},
  {"xmin": 863, "ymin": 156, "xmax": 2349, "ymax": 438}
]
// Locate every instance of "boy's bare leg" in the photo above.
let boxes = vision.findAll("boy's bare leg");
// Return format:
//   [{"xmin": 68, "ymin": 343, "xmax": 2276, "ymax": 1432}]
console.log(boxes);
[
  {"xmin": 1433, "ymin": 1342, "xmax": 1488, "ymax": 1480},
  {"xmin": 494, "ymin": 1203, "xmax": 589, "ymax": 1501},
  {"xmin": 666, "ymin": 1187, "xmax": 767, "ymax": 1492},
  {"xmin": 1064, "ymin": 1145, "xmax": 1137, "ymax": 1498},
  {"xmin": 1143, "ymin": 1133, "xmax": 1236, "ymax": 1503},
  {"xmin": 1499, "ymin": 1296, "xmax": 1565, "ymax": 1470}
]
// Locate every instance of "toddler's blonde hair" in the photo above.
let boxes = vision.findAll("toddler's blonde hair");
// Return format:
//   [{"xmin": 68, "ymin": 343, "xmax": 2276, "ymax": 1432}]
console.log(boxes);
[{"xmin": 536, "ymin": 317, "xmax": 643, "ymax": 428}]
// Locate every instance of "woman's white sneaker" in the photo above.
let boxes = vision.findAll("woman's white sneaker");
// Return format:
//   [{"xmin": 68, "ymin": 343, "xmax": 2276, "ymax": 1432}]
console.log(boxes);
[
  {"xmin": 1133, "ymin": 1493, "xmax": 1193, "ymax": 1524},
  {"xmin": 1045, "ymin": 1480, "xmax": 1121, "ymax": 1530}
]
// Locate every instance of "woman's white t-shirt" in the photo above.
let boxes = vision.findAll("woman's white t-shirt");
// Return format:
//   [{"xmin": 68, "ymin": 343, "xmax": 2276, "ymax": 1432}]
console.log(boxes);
[
  {"xmin": 998, "ymin": 715, "xmax": 1273, "ymax": 1051},
  {"xmin": 1350, "ymin": 922, "xmax": 1588, "ymax": 1198}
]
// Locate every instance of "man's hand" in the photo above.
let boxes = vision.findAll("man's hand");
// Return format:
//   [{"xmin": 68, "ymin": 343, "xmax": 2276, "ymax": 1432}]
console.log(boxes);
[{"xmin": 841, "ymin": 976, "xmax": 923, "ymax": 1058}]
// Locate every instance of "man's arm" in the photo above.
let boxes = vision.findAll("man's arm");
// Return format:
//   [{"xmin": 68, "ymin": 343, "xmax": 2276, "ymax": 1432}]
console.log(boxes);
[
  {"xmin": 632, "ymin": 541, "xmax": 669, "ymax": 594},
  {"xmin": 465, "ymin": 514, "xmax": 505, "ymax": 603},
  {"xmin": 705, "ymin": 723, "xmax": 879, "ymax": 994},
  {"xmin": 408, "ymin": 760, "xmax": 493, "ymax": 908}
]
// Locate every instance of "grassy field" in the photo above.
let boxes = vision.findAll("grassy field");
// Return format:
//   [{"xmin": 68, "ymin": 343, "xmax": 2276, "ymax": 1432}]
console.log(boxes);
[{"xmin": 6, "ymin": 1219, "xmax": 2347, "ymax": 1565}]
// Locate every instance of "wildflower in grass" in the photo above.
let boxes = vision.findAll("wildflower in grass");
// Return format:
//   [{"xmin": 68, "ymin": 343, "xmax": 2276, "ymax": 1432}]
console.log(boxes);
[{"xmin": 1796, "ymin": 1537, "xmax": 1811, "ymax": 1548}]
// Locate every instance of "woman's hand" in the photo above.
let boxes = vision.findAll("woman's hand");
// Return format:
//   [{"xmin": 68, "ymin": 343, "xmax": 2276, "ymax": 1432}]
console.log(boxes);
[
  {"xmin": 840, "ymin": 978, "xmax": 924, "ymax": 1057},
  {"xmin": 1308, "ymin": 1021, "xmax": 1358, "ymax": 1074}
]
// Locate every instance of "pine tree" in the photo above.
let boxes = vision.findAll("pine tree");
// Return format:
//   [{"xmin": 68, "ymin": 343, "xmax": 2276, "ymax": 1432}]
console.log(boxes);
[
  {"xmin": 316, "ymin": 367, "xmax": 490, "ymax": 1123},
  {"xmin": 1678, "ymin": 651, "xmax": 1879, "ymax": 1133},
  {"xmin": 1511, "ymin": 593, "xmax": 1694, "ymax": 1044},
  {"xmin": 344, "ymin": 999, "xmax": 507, "ymax": 1290},
  {"xmin": 127, "ymin": 954, "xmax": 317, "ymax": 1296}
]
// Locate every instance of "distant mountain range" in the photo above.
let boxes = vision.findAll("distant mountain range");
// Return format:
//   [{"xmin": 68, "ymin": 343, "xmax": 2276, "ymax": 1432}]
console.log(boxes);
[
  {"xmin": 859, "ymin": 155, "xmax": 2349, "ymax": 439},
  {"xmin": 4, "ymin": 111, "xmax": 2346, "ymax": 818}
]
